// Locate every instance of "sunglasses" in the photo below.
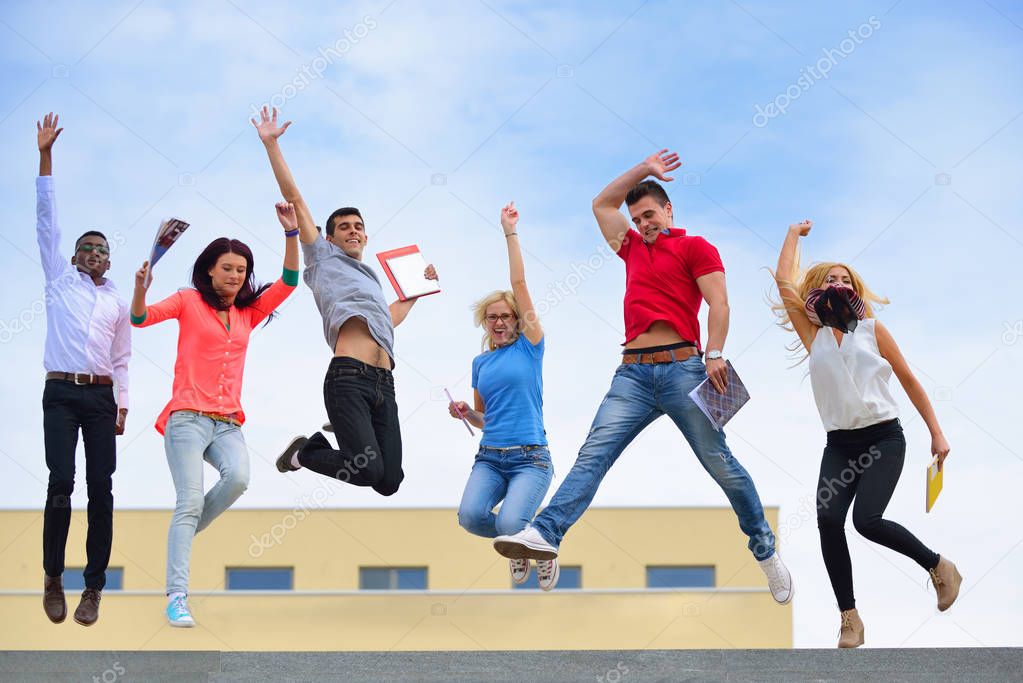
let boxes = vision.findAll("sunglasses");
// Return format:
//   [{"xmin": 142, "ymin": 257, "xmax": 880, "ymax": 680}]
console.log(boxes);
[{"xmin": 77, "ymin": 243, "xmax": 110, "ymax": 256}]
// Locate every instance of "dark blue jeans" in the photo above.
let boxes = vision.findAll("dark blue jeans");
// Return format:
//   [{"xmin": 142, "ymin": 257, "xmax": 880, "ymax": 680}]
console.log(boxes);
[
  {"xmin": 458, "ymin": 445, "xmax": 553, "ymax": 538},
  {"xmin": 532, "ymin": 356, "xmax": 776, "ymax": 559},
  {"xmin": 42, "ymin": 380, "xmax": 117, "ymax": 589},
  {"xmin": 298, "ymin": 357, "xmax": 403, "ymax": 496}
]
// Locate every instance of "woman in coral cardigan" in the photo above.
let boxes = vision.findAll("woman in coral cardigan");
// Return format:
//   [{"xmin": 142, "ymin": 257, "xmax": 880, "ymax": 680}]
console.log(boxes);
[{"xmin": 131, "ymin": 202, "xmax": 300, "ymax": 628}]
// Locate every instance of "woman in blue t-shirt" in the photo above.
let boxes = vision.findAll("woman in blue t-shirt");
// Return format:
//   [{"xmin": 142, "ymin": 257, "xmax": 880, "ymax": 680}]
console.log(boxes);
[{"xmin": 448, "ymin": 202, "xmax": 558, "ymax": 590}]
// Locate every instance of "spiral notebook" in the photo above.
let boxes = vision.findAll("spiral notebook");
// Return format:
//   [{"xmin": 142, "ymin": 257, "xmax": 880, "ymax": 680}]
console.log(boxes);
[{"xmin": 687, "ymin": 360, "xmax": 750, "ymax": 431}]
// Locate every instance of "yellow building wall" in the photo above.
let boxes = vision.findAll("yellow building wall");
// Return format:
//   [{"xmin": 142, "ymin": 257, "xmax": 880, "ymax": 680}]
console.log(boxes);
[{"xmin": 0, "ymin": 507, "xmax": 791, "ymax": 650}]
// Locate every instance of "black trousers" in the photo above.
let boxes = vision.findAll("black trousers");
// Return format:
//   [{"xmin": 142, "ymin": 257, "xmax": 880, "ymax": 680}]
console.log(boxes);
[
  {"xmin": 298, "ymin": 357, "xmax": 404, "ymax": 496},
  {"xmin": 42, "ymin": 379, "xmax": 117, "ymax": 590},
  {"xmin": 816, "ymin": 418, "xmax": 940, "ymax": 611}
]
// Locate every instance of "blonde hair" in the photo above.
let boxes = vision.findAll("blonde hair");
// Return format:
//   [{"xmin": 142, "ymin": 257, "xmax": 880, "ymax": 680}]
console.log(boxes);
[
  {"xmin": 473, "ymin": 290, "xmax": 522, "ymax": 351},
  {"xmin": 770, "ymin": 250, "xmax": 888, "ymax": 361}
]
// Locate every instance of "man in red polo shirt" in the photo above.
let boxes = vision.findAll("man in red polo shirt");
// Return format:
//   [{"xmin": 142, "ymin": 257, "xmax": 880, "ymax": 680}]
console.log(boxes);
[{"xmin": 494, "ymin": 150, "xmax": 792, "ymax": 602}]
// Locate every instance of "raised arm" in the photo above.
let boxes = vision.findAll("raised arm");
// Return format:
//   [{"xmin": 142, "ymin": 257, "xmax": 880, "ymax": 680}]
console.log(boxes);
[
  {"xmin": 501, "ymin": 202, "xmax": 542, "ymax": 344},
  {"xmin": 252, "ymin": 107, "xmax": 317, "ymax": 244},
  {"xmin": 592, "ymin": 149, "xmax": 680, "ymax": 250},
  {"xmin": 275, "ymin": 201, "xmax": 301, "ymax": 273},
  {"xmin": 875, "ymin": 320, "xmax": 951, "ymax": 469},
  {"xmin": 36, "ymin": 113, "xmax": 67, "ymax": 281},
  {"xmin": 775, "ymin": 220, "xmax": 817, "ymax": 351},
  {"xmin": 37, "ymin": 112, "xmax": 62, "ymax": 177}
]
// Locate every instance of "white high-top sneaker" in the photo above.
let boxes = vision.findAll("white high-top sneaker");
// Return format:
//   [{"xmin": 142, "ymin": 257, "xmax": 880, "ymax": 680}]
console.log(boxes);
[{"xmin": 758, "ymin": 552, "xmax": 793, "ymax": 604}]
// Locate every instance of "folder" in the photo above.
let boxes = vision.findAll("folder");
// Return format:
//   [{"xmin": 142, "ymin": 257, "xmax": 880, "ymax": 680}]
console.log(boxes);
[
  {"xmin": 376, "ymin": 245, "xmax": 441, "ymax": 301},
  {"xmin": 687, "ymin": 360, "xmax": 750, "ymax": 431},
  {"xmin": 926, "ymin": 457, "xmax": 943, "ymax": 513}
]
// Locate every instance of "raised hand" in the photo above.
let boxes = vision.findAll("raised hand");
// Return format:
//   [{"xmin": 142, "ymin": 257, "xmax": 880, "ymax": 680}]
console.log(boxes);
[
  {"xmin": 251, "ymin": 106, "xmax": 292, "ymax": 144},
  {"xmin": 500, "ymin": 201, "xmax": 519, "ymax": 235},
  {"xmin": 37, "ymin": 112, "xmax": 63, "ymax": 151},
  {"xmin": 276, "ymin": 201, "xmax": 298, "ymax": 231},
  {"xmin": 424, "ymin": 264, "xmax": 438, "ymax": 281},
  {"xmin": 643, "ymin": 149, "xmax": 681, "ymax": 182},
  {"xmin": 789, "ymin": 219, "xmax": 812, "ymax": 237},
  {"xmin": 134, "ymin": 261, "xmax": 151, "ymax": 291}
]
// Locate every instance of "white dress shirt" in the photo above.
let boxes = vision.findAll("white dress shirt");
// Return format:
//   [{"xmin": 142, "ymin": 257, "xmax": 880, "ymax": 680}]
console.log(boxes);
[{"xmin": 36, "ymin": 175, "xmax": 131, "ymax": 410}]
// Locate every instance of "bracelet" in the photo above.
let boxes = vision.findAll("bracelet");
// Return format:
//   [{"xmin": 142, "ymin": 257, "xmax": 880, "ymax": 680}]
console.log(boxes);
[
  {"xmin": 284, "ymin": 228, "xmax": 299, "ymax": 238},
  {"xmin": 505, "ymin": 232, "xmax": 517, "ymax": 238}
]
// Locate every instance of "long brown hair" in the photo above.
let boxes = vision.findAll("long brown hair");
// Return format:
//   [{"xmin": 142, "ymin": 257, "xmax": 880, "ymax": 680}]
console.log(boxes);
[{"xmin": 191, "ymin": 238, "xmax": 272, "ymax": 314}]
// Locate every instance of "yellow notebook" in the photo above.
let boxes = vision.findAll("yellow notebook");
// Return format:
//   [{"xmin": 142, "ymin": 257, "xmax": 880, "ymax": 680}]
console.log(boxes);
[{"xmin": 926, "ymin": 457, "xmax": 943, "ymax": 513}]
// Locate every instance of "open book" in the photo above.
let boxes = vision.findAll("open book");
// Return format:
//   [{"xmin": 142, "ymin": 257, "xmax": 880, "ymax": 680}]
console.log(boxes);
[
  {"xmin": 144, "ymin": 217, "xmax": 190, "ymax": 287},
  {"xmin": 687, "ymin": 360, "xmax": 750, "ymax": 431}
]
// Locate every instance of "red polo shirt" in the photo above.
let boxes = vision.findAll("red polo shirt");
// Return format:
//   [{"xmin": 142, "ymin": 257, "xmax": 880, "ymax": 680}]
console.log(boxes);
[{"xmin": 616, "ymin": 227, "xmax": 724, "ymax": 349}]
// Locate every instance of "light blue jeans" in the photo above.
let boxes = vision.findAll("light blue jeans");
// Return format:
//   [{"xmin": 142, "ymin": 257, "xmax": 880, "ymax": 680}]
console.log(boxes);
[
  {"xmin": 458, "ymin": 445, "xmax": 553, "ymax": 538},
  {"xmin": 532, "ymin": 356, "xmax": 776, "ymax": 560},
  {"xmin": 164, "ymin": 410, "xmax": 249, "ymax": 594}
]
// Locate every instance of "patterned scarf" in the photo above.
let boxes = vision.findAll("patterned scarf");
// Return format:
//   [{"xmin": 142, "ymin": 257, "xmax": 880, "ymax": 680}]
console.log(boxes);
[{"xmin": 805, "ymin": 284, "xmax": 866, "ymax": 333}]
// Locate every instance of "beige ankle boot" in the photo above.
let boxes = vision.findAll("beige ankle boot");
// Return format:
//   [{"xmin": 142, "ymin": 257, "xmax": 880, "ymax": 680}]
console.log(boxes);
[
  {"xmin": 837, "ymin": 609, "xmax": 864, "ymax": 648},
  {"xmin": 929, "ymin": 555, "xmax": 963, "ymax": 611}
]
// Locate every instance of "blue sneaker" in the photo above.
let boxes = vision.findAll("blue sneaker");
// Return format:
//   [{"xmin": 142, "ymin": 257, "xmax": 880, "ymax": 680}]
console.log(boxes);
[{"xmin": 166, "ymin": 594, "xmax": 195, "ymax": 628}]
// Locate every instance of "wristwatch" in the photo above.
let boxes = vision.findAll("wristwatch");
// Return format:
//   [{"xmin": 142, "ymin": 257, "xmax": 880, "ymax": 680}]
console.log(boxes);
[{"xmin": 706, "ymin": 349, "xmax": 723, "ymax": 361}]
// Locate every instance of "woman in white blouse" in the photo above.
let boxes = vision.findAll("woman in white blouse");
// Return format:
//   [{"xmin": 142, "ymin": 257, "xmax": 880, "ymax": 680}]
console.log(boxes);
[{"xmin": 773, "ymin": 220, "xmax": 961, "ymax": 648}]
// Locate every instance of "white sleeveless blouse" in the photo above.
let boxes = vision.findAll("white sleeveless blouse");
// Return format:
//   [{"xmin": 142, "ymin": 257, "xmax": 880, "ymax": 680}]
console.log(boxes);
[{"xmin": 808, "ymin": 318, "xmax": 900, "ymax": 431}]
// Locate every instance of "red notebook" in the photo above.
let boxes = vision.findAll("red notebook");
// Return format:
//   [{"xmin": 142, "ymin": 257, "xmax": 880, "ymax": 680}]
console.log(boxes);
[{"xmin": 376, "ymin": 245, "xmax": 441, "ymax": 302}]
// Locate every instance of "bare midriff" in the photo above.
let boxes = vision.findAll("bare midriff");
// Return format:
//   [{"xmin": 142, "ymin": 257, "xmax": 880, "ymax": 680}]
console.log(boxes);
[
  {"xmin": 333, "ymin": 316, "xmax": 392, "ymax": 368},
  {"xmin": 625, "ymin": 320, "xmax": 687, "ymax": 349}
]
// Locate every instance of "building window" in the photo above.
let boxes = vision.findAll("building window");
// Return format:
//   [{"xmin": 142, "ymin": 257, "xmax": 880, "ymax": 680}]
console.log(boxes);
[
  {"xmin": 513, "ymin": 565, "xmax": 581, "ymax": 590},
  {"xmin": 646, "ymin": 566, "xmax": 715, "ymax": 588},
  {"xmin": 359, "ymin": 567, "xmax": 427, "ymax": 590},
  {"xmin": 225, "ymin": 567, "xmax": 293, "ymax": 590},
  {"xmin": 63, "ymin": 567, "xmax": 123, "ymax": 591}
]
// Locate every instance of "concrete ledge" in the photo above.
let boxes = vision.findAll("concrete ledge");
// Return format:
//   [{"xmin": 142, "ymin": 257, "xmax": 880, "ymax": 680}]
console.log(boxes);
[{"xmin": 1, "ymin": 649, "xmax": 1020, "ymax": 682}]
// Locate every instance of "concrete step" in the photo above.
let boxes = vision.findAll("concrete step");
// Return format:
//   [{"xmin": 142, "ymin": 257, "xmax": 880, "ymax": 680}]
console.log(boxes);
[{"xmin": 1, "ymin": 648, "xmax": 1019, "ymax": 682}]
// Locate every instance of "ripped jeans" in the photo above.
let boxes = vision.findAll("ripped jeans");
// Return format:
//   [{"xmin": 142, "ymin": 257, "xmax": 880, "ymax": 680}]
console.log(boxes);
[{"xmin": 531, "ymin": 355, "xmax": 776, "ymax": 559}]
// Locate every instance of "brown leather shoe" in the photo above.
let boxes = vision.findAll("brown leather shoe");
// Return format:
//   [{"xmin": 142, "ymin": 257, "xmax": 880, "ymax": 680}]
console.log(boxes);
[
  {"xmin": 73, "ymin": 588, "xmax": 101, "ymax": 626},
  {"xmin": 837, "ymin": 608, "xmax": 864, "ymax": 648},
  {"xmin": 929, "ymin": 555, "xmax": 963, "ymax": 612},
  {"xmin": 43, "ymin": 574, "xmax": 66, "ymax": 624}
]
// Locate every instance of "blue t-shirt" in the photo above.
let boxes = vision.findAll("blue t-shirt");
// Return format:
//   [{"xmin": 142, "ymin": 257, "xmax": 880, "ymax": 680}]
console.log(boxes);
[{"xmin": 471, "ymin": 334, "xmax": 547, "ymax": 447}]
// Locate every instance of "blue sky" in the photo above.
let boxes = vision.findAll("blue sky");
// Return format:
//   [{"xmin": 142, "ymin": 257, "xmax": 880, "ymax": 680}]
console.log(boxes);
[{"xmin": 1, "ymin": 0, "xmax": 1021, "ymax": 648}]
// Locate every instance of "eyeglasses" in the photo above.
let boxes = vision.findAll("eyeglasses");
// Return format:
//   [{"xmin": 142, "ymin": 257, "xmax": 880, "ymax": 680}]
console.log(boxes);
[
  {"xmin": 485, "ymin": 313, "xmax": 516, "ymax": 324},
  {"xmin": 77, "ymin": 244, "xmax": 110, "ymax": 256}
]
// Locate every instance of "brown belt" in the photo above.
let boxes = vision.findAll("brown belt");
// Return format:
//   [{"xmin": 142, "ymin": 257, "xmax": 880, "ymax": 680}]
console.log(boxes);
[
  {"xmin": 179, "ymin": 410, "xmax": 242, "ymax": 427},
  {"xmin": 46, "ymin": 372, "xmax": 113, "ymax": 386},
  {"xmin": 621, "ymin": 347, "xmax": 700, "ymax": 365}
]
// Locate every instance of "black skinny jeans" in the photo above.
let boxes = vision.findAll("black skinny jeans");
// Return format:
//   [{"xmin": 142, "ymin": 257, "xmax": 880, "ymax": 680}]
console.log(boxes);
[
  {"xmin": 816, "ymin": 418, "xmax": 940, "ymax": 611},
  {"xmin": 42, "ymin": 380, "xmax": 117, "ymax": 590},
  {"xmin": 298, "ymin": 356, "xmax": 404, "ymax": 496}
]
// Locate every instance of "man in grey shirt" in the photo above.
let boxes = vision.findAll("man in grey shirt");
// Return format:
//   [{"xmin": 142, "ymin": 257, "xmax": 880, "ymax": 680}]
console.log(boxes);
[{"xmin": 252, "ymin": 107, "xmax": 437, "ymax": 495}]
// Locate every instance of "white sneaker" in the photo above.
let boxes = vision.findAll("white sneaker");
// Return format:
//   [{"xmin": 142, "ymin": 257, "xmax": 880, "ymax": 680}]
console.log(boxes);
[
  {"xmin": 493, "ymin": 525, "xmax": 558, "ymax": 560},
  {"xmin": 509, "ymin": 558, "xmax": 531, "ymax": 585},
  {"xmin": 536, "ymin": 558, "xmax": 560, "ymax": 591},
  {"xmin": 758, "ymin": 553, "xmax": 793, "ymax": 604}
]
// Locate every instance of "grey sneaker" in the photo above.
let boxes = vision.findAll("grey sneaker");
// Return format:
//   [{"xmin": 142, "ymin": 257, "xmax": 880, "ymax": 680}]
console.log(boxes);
[{"xmin": 276, "ymin": 436, "xmax": 307, "ymax": 472}]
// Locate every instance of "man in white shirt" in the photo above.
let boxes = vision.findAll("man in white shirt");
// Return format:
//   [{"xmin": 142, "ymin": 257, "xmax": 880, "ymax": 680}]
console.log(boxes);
[{"xmin": 36, "ymin": 113, "xmax": 131, "ymax": 627}]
